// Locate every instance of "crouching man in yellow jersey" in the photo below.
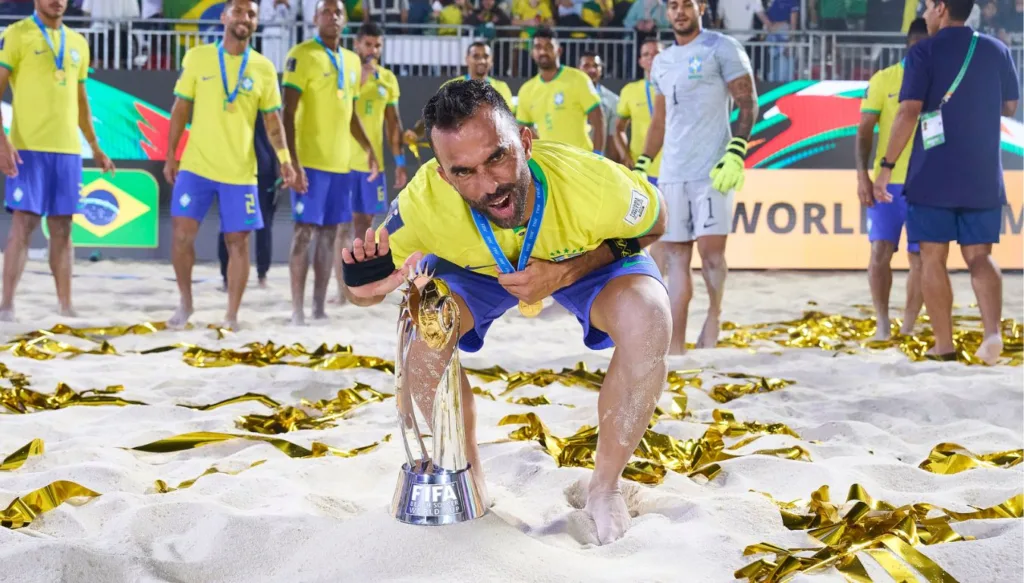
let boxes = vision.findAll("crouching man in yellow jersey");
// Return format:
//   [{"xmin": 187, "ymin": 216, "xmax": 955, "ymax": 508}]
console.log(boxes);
[
  {"xmin": 0, "ymin": 0, "xmax": 115, "ymax": 320},
  {"xmin": 164, "ymin": 0, "xmax": 296, "ymax": 330},
  {"xmin": 341, "ymin": 81, "xmax": 670, "ymax": 545}
]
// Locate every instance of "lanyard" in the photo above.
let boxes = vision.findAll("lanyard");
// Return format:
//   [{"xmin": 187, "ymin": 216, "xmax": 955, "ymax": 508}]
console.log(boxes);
[
  {"xmin": 941, "ymin": 32, "xmax": 978, "ymax": 107},
  {"xmin": 315, "ymin": 36, "xmax": 345, "ymax": 93},
  {"xmin": 470, "ymin": 171, "xmax": 546, "ymax": 274},
  {"xmin": 32, "ymin": 12, "xmax": 64, "ymax": 73},
  {"xmin": 218, "ymin": 42, "xmax": 251, "ymax": 106},
  {"xmin": 645, "ymin": 79, "xmax": 653, "ymax": 117}
]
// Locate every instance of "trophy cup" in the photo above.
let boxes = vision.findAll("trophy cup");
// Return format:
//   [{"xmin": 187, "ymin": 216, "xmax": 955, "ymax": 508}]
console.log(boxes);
[{"xmin": 390, "ymin": 267, "xmax": 487, "ymax": 525}]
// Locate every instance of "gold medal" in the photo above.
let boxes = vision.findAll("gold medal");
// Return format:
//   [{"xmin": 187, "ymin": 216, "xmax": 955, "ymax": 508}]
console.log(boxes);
[
  {"xmin": 225, "ymin": 101, "xmax": 236, "ymax": 113},
  {"xmin": 54, "ymin": 69, "xmax": 65, "ymax": 83},
  {"xmin": 336, "ymin": 89, "xmax": 345, "ymax": 100},
  {"xmin": 518, "ymin": 301, "xmax": 543, "ymax": 318}
]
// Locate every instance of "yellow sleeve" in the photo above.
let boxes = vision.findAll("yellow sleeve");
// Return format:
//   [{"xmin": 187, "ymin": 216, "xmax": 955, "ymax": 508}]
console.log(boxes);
[
  {"xmin": 77, "ymin": 40, "xmax": 90, "ymax": 82},
  {"xmin": 594, "ymin": 166, "xmax": 660, "ymax": 239},
  {"xmin": 496, "ymin": 81, "xmax": 514, "ymax": 111},
  {"xmin": 386, "ymin": 71, "xmax": 400, "ymax": 106},
  {"xmin": 173, "ymin": 49, "xmax": 198, "ymax": 101},
  {"xmin": 861, "ymin": 72, "xmax": 884, "ymax": 114},
  {"xmin": 281, "ymin": 46, "xmax": 307, "ymax": 93},
  {"xmin": 578, "ymin": 74, "xmax": 601, "ymax": 114},
  {"xmin": 0, "ymin": 27, "xmax": 21, "ymax": 72},
  {"xmin": 516, "ymin": 83, "xmax": 533, "ymax": 125},
  {"xmin": 616, "ymin": 86, "xmax": 631, "ymax": 119},
  {"xmin": 539, "ymin": 2, "xmax": 552, "ymax": 19},
  {"xmin": 377, "ymin": 196, "xmax": 427, "ymax": 269},
  {"xmin": 259, "ymin": 60, "xmax": 282, "ymax": 113}
]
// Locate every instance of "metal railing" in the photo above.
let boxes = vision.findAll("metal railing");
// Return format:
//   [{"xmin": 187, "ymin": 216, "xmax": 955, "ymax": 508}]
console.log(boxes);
[{"xmin": 2, "ymin": 17, "xmax": 1022, "ymax": 83}]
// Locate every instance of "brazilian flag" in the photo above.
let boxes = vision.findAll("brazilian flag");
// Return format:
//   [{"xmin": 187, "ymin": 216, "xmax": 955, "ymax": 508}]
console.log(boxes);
[{"xmin": 42, "ymin": 170, "xmax": 160, "ymax": 248}]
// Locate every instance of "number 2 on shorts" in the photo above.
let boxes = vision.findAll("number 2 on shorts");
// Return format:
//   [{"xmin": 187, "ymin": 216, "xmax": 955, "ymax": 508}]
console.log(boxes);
[{"xmin": 245, "ymin": 192, "xmax": 256, "ymax": 215}]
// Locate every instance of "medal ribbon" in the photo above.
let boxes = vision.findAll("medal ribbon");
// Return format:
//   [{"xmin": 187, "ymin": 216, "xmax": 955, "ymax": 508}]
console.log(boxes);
[
  {"xmin": 32, "ymin": 12, "xmax": 64, "ymax": 74},
  {"xmin": 218, "ymin": 42, "xmax": 251, "ymax": 107},
  {"xmin": 315, "ymin": 36, "xmax": 344, "ymax": 93},
  {"xmin": 645, "ymin": 79, "xmax": 653, "ymax": 116},
  {"xmin": 470, "ymin": 166, "xmax": 546, "ymax": 275}
]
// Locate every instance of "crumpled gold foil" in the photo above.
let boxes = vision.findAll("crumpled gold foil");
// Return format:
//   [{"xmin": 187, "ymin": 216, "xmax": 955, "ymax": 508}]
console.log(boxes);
[
  {"xmin": 507, "ymin": 395, "xmax": 576, "ymax": 408},
  {"xmin": 154, "ymin": 460, "xmax": 267, "ymax": 493},
  {"xmin": 737, "ymin": 484, "xmax": 1024, "ymax": 583},
  {"xmin": 131, "ymin": 431, "xmax": 392, "ymax": 460},
  {"xmin": 666, "ymin": 369, "xmax": 704, "ymax": 392},
  {"xmin": 472, "ymin": 387, "xmax": 496, "ymax": 401},
  {"xmin": 467, "ymin": 361, "xmax": 606, "ymax": 395},
  {"xmin": 1, "ymin": 383, "xmax": 144, "ymax": 414},
  {"xmin": 0, "ymin": 322, "xmax": 174, "ymax": 360},
  {"xmin": 918, "ymin": 442, "xmax": 1023, "ymax": 475},
  {"xmin": 499, "ymin": 412, "xmax": 809, "ymax": 486},
  {"xmin": 722, "ymin": 311, "xmax": 1022, "ymax": 366},
  {"xmin": 1, "ymin": 480, "xmax": 101, "ymax": 529},
  {"xmin": 178, "ymin": 392, "xmax": 282, "ymax": 411},
  {"xmin": 0, "ymin": 438, "xmax": 43, "ymax": 471},
  {"xmin": 172, "ymin": 341, "xmax": 394, "ymax": 372},
  {"xmin": 301, "ymin": 383, "xmax": 392, "ymax": 414},
  {"xmin": 708, "ymin": 374, "xmax": 796, "ymax": 404}
]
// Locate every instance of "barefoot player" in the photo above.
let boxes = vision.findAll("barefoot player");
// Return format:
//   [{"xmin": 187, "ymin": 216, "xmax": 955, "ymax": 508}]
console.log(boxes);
[
  {"xmin": 0, "ymin": 0, "xmax": 115, "ymax": 321},
  {"xmin": 282, "ymin": 0, "xmax": 378, "ymax": 325},
  {"xmin": 163, "ymin": 0, "xmax": 296, "ymax": 329},
  {"xmin": 342, "ymin": 81, "xmax": 671, "ymax": 545},
  {"xmin": 636, "ymin": 0, "xmax": 757, "ymax": 353}
]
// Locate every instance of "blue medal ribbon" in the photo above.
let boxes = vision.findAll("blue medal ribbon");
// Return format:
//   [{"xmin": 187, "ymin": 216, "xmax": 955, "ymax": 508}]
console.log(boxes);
[
  {"xmin": 218, "ymin": 42, "xmax": 251, "ymax": 108},
  {"xmin": 470, "ymin": 170, "xmax": 546, "ymax": 275},
  {"xmin": 645, "ymin": 79, "xmax": 653, "ymax": 117},
  {"xmin": 315, "ymin": 36, "xmax": 344, "ymax": 94},
  {"xmin": 32, "ymin": 12, "xmax": 64, "ymax": 74}
]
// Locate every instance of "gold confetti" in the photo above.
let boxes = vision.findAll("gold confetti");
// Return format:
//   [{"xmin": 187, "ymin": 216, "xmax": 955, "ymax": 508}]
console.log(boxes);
[
  {"xmin": 302, "ymin": 383, "xmax": 392, "ymax": 414},
  {"xmin": 131, "ymin": 431, "xmax": 392, "ymax": 460},
  {"xmin": 0, "ymin": 383, "xmax": 144, "ymax": 414},
  {"xmin": 155, "ymin": 460, "xmax": 267, "ymax": 493},
  {"xmin": 1, "ymin": 480, "xmax": 101, "ymax": 529},
  {"xmin": 737, "ymin": 485, "xmax": 1024, "ymax": 583},
  {"xmin": 472, "ymin": 387, "xmax": 496, "ymax": 400},
  {"xmin": 467, "ymin": 361, "xmax": 606, "ymax": 395},
  {"xmin": 170, "ymin": 341, "xmax": 395, "ymax": 372},
  {"xmin": 0, "ymin": 438, "xmax": 43, "ymax": 471},
  {"xmin": 919, "ymin": 442, "xmax": 1023, "ymax": 475},
  {"xmin": 708, "ymin": 374, "xmax": 796, "ymax": 404},
  {"xmin": 507, "ymin": 395, "xmax": 576, "ymax": 408},
  {"xmin": 177, "ymin": 392, "xmax": 282, "ymax": 411}
]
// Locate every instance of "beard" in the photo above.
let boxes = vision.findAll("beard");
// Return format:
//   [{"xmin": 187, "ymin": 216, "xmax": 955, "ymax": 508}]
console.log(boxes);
[
  {"xmin": 466, "ymin": 167, "xmax": 532, "ymax": 230},
  {"xmin": 672, "ymin": 19, "xmax": 699, "ymax": 37},
  {"xmin": 229, "ymin": 23, "xmax": 254, "ymax": 41}
]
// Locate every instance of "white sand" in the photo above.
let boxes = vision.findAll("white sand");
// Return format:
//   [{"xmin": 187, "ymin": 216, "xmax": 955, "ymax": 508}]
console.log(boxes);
[{"xmin": 0, "ymin": 260, "xmax": 1021, "ymax": 583}]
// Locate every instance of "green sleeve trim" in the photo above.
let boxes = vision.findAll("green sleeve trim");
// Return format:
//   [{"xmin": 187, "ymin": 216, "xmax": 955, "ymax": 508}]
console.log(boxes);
[
  {"xmin": 585, "ymin": 102, "xmax": 601, "ymax": 114},
  {"xmin": 260, "ymin": 105, "xmax": 282, "ymax": 113},
  {"xmin": 173, "ymin": 92, "xmax": 193, "ymax": 102},
  {"xmin": 638, "ymin": 187, "xmax": 661, "ymax": 238},
  {"xmin": 281, "ymin": 82, "xmax": 303, "ymax": 93},
  {"xmin": 517, "ymin": 120, "xmax": 534, "ymax": 127},
  {"xmin": 387, "ymin": 101, "xmax": 398, "ymax": 106},
  {"xmin": 860, "ymin": 108, "xmax": 881, "ymax": 114},
  {"xmin": 0, "ymin": 62, "xmax": 12, "ymax": 72}
]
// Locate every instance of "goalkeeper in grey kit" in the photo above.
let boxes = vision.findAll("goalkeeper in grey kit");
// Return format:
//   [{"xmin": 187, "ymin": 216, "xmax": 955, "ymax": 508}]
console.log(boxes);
[{"xmin": 632, "ymin": 0, "xmax": 758, "ymax": 355}]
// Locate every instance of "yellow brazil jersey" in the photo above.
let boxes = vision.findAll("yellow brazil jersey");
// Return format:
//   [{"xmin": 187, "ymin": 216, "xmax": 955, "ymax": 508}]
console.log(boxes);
[
  {"xmin": 617, "ymin": 79, "xmax": 662, "ymax": 178},
  {"xmin": 282, "ymin": 40, "xmax": 361, "ymax": 174},
  {"xmin": 380, "ymin": 141, "xmax": 660, "ymax": 278},
  {"xmin": 348, "ymin": 65, "xmax": 400, "ymax": 173},
  {"xmin": 442, "ymin": 75, "xmax": 515, "ymax": 112},
  {"xmin": 0, "ymin": 18, "xmax": 90, "ymax": 154},
  {"xmin": 516, "ymin": 66, "xmax": 601, "ymax": 151},
  {"xmin": 174, "ymin": 44, "xmax": 282, "ymax": 185},
  {"xmin": 862, "ymin": 62, "xmax": 915, "ymax": 184}
]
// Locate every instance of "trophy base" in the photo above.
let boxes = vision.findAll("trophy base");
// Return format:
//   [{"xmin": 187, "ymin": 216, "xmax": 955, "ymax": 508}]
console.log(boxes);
[{"xmin": 390, "ymin": 462, "xmax": 487, "ymax": 525}]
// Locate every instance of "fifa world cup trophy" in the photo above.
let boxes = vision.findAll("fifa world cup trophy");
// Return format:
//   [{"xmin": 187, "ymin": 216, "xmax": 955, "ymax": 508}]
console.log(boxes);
[{"xmin": 390, "ymin": 265, "xmax": 487, "ymax": 525}]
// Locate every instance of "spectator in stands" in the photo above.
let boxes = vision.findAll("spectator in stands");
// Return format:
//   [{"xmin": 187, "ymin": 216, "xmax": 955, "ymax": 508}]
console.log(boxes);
[
  {"xmin": 1003, "ymin": 0, "xmax": 1023, "ymax": 42},
  {"xmin": 810, "ymin": 0, "xmax": 848, "ymax": 31},
  {"xmin": 624, "ymin": 0, "xmax": 669, "ymax": 44},
  {"xmin": 436, "ymin": 0, "xmax": 465, "ymax": 34},
  {"xmin": 757, "ymin": 0, "xmax": 799, "ymax": 82},
  {"xmin": 579, "ymin": 52, "xmax": 619, "ymax": 161},
  {"xmin": 716, "ymin": 0, "xmax": 759, "ymax": 41},
  {"xmin": 513, "ymin": 0, "xmax": 555, "ymax": 32},
  {"xmin": 260, "ymin": 0, "xmax": 297, "ymax": 71},
  {"xmin": 467, "ymin": 0, "xmax": 511, "ymax": 37},
  {"xmin": 866, "ymin": 0, "xmax": 905, "ymax": 32},
  {"xmin": 556, "ymin": 0, "xmax": 589, "ymax": 27},
  {"xmin": 80, "ymin": 0, "xmax": 139, "ymax": 69},
  {"xmin": 978, "ymin": 0, "xmax": 1001, "ymax": 37}
]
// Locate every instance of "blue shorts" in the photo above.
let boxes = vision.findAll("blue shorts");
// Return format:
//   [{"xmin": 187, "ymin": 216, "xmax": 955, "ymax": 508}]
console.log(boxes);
[
  {"xmin": 648, "ymin": 176, "xmax": 658, "ymax": 187},
  {"xmin": 171, "ymin": 170, "xmax": 263, "ymax": 233},
  {"xmin": 907, "ymin": 203, "xmax": 1002, "ymax": 246},
  {"xmin": 292, "ymin": 169, "xmax": 351, "ymax": 226},
  {"xmin": 350, "ymin": 170, "xmax": 387, "ymax": 215},
  {"xmin": 867, "ymin": 184, "xmax": 919, "ymax": 253},
  {"xmin": 4, "ymin": 150, "xmax": 82, "ymax": 216},
  {"xmin": 423, "ymin": 252, "xmax": 664, "ymax": 353}
]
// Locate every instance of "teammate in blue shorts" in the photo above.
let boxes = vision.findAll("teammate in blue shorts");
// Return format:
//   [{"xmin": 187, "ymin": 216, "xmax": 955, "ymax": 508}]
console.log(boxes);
[
  {"xmin": 0, "ymin": 0, "xmax": 114, "ymax": 321},
  {"xmin": 874, "ymin": 0, "xmax": 1020, "ymax": 364}
]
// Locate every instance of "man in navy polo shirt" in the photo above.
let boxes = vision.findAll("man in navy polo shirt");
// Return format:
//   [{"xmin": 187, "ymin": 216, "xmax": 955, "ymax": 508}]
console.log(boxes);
[{"xmin": 873, "ymin": 0, "xmax": 1019, "ymax": 365}]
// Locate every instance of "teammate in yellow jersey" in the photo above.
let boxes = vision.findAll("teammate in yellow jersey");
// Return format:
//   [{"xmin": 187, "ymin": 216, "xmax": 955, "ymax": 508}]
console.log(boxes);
[
  {"xmin": 332, "ymin": 22, "xmax": 407, "ymax": 302},
  {"xmin": 164, "ymin": 0, "xmax": 297, "ymax": 330},
  {"xmin": 516, "ymin": 27, "xmax": 605, "ymax": 154},
  {"xmin": 282, "ymin": 0, "xmax": 378, "ymax": 326},
  {"xmin": 340, "ymin": 81, "xmax": 670, "ymax": 545},
  {"xmin": 855, "ymin": 18, "xmax": 928, "ymax": 340},
  {"xmin": 0, "ymin": 0, "xmax": 114, "ymax": 321}
]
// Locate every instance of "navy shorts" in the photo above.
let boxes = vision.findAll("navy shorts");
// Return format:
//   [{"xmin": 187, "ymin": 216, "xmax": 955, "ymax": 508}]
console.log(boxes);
[
  {"xmin": 867, "ymin": 184, "xmax": 920, "ymax": 253},
  {"xmin": 171, "ymin": 170, "xmax": 263, "ymax": 233},
  {"xmin": 4, "ymin": 150, "xmax": 82, "ymax": 216},
  {"xmin": 350, "ymin": 170, "xmax": 387, "ymax": 215},
  {"xmin": 423, "ymin": 252, "xmax": 664, "ymax": 353},
  {"xmin": 292, "ymin": 168, "xmax": 351, "ymax": 226},
  {"xmin": 648, "ymin": 176, "xmax": 658, "ymax": 187},
  {"xmin": 907, "ymin": 203, "xmax": 1002, "ymax": 246}
]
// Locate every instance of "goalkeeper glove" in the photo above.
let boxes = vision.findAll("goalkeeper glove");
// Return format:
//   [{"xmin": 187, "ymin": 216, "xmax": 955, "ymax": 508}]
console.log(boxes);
[
  {"xmin": 709, "ymin": 137, "xmax": 748, "ymax": 193},
  {"xmin": 633, "ymin": 154, "xmax": 652, "ymax": 177}
]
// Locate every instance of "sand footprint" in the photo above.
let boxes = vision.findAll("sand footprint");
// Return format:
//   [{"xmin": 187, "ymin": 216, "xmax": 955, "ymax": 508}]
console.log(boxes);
[{"xmin": 562, "ymin": 478, "xmax": 647, "ymax": 546}]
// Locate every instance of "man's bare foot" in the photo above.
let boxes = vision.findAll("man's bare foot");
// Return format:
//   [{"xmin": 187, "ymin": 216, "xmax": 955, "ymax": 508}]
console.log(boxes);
[
  {"xmin": 584, "ymin": 485, "xmax": 630, "ymax": 545},
  {"xmin": 217, "ymin": 281, "xmax": 227, "ymax": 292},
  {"xmin": 668, "ymin": 342, "xmax": 687, "ymax": 356},
  {"xmin": 258, "ymin": 277, "xmax": 267, "ymax": 289},
  {"xmin": 58, "ymin": 305, "xmax": 78, "ymax": 318},
  {"xmin": 167, "ymin": 305, "xmax": 193, "ymax": 330},
  {"xmin": 311, "ymin": 306, "xmax": 328, "ymax": 320},
  {"xmin": 220, "ymin": 318, "xmax": 239, "ymax": 331},
  {"xmin": 872, "ymin": 316, "xmax": 892, "ymax": 341},
  {"xmin": 0, "ymin": 307, "xmax": 15, "ymax": 322},
  {"xmin": 290, "ymin": 311, "xmax": 306, "ymax": 326},
  {"xmin": 328, "ymin": 293, "xmax": 348, "ymax": 306},
  {"xmin": 898, "ymin": 320, "xmax": 915, "ymax": 336},
  {"xmin": 975, "ymin": 334, "xmax": 1003, "ymax": 366},
  {"xmin": 696, "ymin": 313, "xmax": 720, "ymax": 349}
]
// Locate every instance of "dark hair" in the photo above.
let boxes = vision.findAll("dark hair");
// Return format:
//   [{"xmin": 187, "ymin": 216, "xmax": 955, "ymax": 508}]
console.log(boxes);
[
  {"xmin": 533, "ymin": 27, "xmax": 556, "ymax": 42},
  {"xmin": 579, "ymin": 50, "xmax": 600, "ymax": 62},
  {"xmin": 640, "ymin": 39, "xmax": 662, "ymax": 51},
  {"xmin": 423, "ymin": 80, "xmax": 516, "ymax": 150},
  {"xmin": 357, "ymin": 22, "xmax": 384, "ymax": 38},
  {"xmin": 937, "ymin": 0, "xmax": 974, "ymax": 21},
  {"xmin": 467, "ymin": 41, "xmax": 490, "ymax": 55},
  {"xmin": 907, "ymin": 17, "xmax": 928, "ymax": 37}
]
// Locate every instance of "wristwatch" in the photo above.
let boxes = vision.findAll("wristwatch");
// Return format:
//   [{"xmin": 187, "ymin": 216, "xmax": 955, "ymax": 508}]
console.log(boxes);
[{"xmin": 880, "ymin": 157, "xmax": 896, "ymax": 170}]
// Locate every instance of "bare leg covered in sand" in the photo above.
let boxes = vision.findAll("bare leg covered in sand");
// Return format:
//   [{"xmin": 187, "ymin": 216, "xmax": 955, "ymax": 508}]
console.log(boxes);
[
  {"xmin": 332, "ymin": 223, "xmax": 353, "ymax": 305},
  {"xmin": 168, "ymin": 217, "xmax": 199, "ymax": 329},
  {"xmin": 919, "ymin": 242, "xmax": 954, "ymax": 356},
  {"xmin": 696, "ymin": 234, "xmax": 727, "ymax": 348},
  {"xmin": 47, "ymin": 216, "xmax": 77, "ymax": 317},
  {"xmin": 290, "ymin": 224, "xmax": 338, "ymax": 325},
  {"xmin": 962, "ymin": 243, "xmax": 1003, "ymax": 365},
  {"xmin": 222, "ymin": 230, "xmax": 251, "ymax": 330},
  {"xmin": 662, "ymin": 241, "xmax": 693, "ymax": 355},
  {"xmin": 0, "ymin": 211, "xmax": 40, "ymax": 321}
]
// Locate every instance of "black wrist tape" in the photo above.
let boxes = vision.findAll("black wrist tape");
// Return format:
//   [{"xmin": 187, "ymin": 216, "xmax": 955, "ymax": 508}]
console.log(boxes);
[
  {"xmin": 342, "ymin": 249, "xmax": 395, "ymax": 287},
  {"xmin": 605, "ymin": 238, "xmax": 642, "ymax": 261},
  {"xmin": 727, "ymin": 137, "xmax": 748, "ymax": 159}
]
